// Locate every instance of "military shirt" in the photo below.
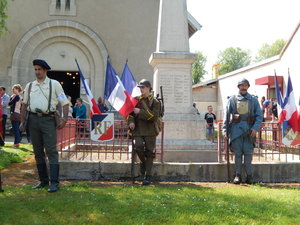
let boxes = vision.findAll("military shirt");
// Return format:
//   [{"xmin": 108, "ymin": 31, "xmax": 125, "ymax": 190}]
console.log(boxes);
[
  {"xmin": 127, "ymin": 95, "xmax": 160, "ymax": 137},
  {"xmin": 222, "ymin": 93, "xmax": 263, "ymax": 143},
  {"xmin": 23, "ymin": 77, "xmax": 69, "ymax": 113}
]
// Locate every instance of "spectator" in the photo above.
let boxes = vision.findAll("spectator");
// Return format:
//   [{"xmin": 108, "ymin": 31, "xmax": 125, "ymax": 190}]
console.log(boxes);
[
  {"xmin": 260, "ymin": 96, "xmax": 265, "ymax": 108},
  {"xmin": 9, "ymin": 84, "xmax": 23, "ymax": 148},
  {"xmin": 262, "ymin": 100, "xmax": 272, "ymax": 119},
  {"xmin": 66, "ymin": 95, "xmax": 73, "ymax": 118},
  {"xmin": 204, "ymin": 105, "xmax": 216, "ymax": 142},
  {"xmin": 97, "ymin": 97, "xmax": 108, "ymax": 113},
  {"xmin": 192, "ymin": 103, "xmax": 200, "ymax": 115},
  {"xmin": 270, "ymin": 98, "xmax": 278, "ymax": 121},
  {"xmin": 0, "ymin": 86, "xmax": 10, "ymax": 146},
  {"xmin": 73, "ymin": 98, "xmax": 87, "ymax": 119}
]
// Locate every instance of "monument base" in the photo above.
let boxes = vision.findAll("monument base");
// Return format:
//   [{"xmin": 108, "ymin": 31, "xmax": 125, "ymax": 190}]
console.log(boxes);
[{"xmin": 155, "ymin": 113, "xmax": 217, "ymax": 162}]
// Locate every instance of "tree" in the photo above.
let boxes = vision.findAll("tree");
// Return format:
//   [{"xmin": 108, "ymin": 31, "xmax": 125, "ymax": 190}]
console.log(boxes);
[
  {"xmin": 255, "ymin": 39, "xmax": 286, "ymax": 62},
  {"xmin": 0, "ymin": 0, "xmax": 9, "ymax": 37},
  {"xmin": 192, "ymin": 51, "xmax": 207, "ymax": 84},
  {"xmin": 217, "ymin": 47, "xmax": 251, "ymax": 75}
]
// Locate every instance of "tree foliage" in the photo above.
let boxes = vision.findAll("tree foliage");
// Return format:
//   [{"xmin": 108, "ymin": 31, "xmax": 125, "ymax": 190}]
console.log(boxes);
[
  {"xmin": 255, "ymin": 39, "xmax": 286, "ymax": 62},
  {"xmin": 192, "ymin": 51, "xmax": 207, "ymax": 84},
  {"xmin": 217, "ymin": 47, "xmax": 251, "ymax": 75},
  {"xmin": 0, "ymin": 0, "xmax": 9, "ymax": 37}
]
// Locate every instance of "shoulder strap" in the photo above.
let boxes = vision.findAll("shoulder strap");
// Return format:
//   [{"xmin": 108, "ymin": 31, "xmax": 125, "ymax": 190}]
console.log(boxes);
[
  {"xmin": 48, "ymin": 79, "xmax": 52, "ymax": 112},
  {"xmin": 248, "ymin": 95, "xmax": 252, "ymax": 116},
  {"xmin": 233, "ymin": 95, "xmax": 237, "ymax": 114},
  {"xmin": 27, "ymin": 82, "xmax": 33, "ymax": 112},
  {"xmin": 149, "ymin": 97, "xmax": 154, "ymax": 108}
]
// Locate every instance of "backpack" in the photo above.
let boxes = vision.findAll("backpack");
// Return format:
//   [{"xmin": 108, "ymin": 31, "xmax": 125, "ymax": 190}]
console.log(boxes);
[{"xmin": 145, "ymin": 97, "xmax": 163, "ymax": 136}]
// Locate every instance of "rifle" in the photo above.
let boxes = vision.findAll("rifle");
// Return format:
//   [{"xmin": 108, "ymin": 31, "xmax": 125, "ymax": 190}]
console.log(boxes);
[
  {"xmin": 0, "ymin": 171, "xmax": 4, "ymax": 192},
  {"xmin": 156, "ymin": 86, "xmax": 165, "ymax": 117},
  {"xmin": 130, "ymin": 135, "xmax": 136, "ymax": 184},
  {"xmin": 225, "ymin": 134, "xmax": 231, "ymax": 183},
  {"xmin": 224, "ymin": 113, "xmax": 231, "ymax": 183}
]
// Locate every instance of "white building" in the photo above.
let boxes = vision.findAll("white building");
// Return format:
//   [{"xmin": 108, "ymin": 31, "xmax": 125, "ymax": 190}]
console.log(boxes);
[{"xmin": 193, "ymin": 21, "xmax": 300, "ymax": 120}]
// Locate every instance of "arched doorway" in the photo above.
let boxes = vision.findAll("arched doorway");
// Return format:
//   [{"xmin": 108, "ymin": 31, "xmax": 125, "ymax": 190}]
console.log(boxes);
[
  {"xmin": 47, "ymin": 71, "xmax": 80, "ymax": 105},
  {"xmin": 10, "ymin": 20, "xmax": 108, "ymax": 103}
]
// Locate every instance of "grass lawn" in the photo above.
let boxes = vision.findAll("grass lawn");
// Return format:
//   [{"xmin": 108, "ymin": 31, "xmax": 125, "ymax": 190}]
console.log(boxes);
[
  {"xmin": 0, "ymin": 183, "xmax": 299, "ymax": 225},
  {"xmin": 0, "ymin": 144, "xmax": 33, "ymax": 170}
]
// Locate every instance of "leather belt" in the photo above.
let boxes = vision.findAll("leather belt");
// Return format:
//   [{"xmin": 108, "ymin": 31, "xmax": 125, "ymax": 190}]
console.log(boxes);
[{"xmin": 29, "ymin": 112, "xmax": 55, "ymax": 117}]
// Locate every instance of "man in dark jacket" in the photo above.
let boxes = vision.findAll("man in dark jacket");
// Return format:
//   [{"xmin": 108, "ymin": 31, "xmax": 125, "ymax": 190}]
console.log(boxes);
[{"xmin": 127, "ymin": 79, "xmax": 160, "ymax": 185}]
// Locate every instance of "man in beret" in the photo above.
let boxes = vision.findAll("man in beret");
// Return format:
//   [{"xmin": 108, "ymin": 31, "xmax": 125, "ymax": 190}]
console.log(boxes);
[
  {"xmin": 127, "ymin": 79, "xmax": 161, "ymax": 185},
  {"xmin": 20, "ymin": 59, "xmax": 69, "ymax": 192}
]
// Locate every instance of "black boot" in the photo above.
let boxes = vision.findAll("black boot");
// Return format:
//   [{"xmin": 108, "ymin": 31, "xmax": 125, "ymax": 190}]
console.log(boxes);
[
  {"xmin": 142, "ymin": 175, "xmax": 151, "ymax": 186},
  {"xmin": 246, "ymin": 175, "xmax": 253, "ymax": 184},
  {"xmin": 233, "ymin": 174, "xmax": 242, "ymax": 184},
  {"xmin": 48, "ymin": 164, "xmax": 59, "ymax": 193},
  {"xmin": 32, "ymin": 163, "xmax": 49, "ymax": 189},
  {"xmin": 140, "ymin": 162, "xmax": 146, "ymax": 176}
]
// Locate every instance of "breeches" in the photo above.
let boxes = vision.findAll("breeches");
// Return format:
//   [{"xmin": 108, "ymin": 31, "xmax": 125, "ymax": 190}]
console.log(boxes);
[
  {"xmin": 134, "ymin": 136, "xmax": 156, "ymax": 175},
  {"xmin": 29, "ymin": 114, "xmax": 58, "ymax": 165}
]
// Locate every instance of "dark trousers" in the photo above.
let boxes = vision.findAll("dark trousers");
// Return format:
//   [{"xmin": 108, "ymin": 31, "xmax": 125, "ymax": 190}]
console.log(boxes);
[
  {"xmin": 134, "ymin": 136, "xmax": 156, "ymax": 176},
  {"xmin": 28, "ymin": 114, "xmax": 58, "ymax": 164},
  {"xmin": 12, "ymin": 120, "xmax": 22, "ymax": 144}
]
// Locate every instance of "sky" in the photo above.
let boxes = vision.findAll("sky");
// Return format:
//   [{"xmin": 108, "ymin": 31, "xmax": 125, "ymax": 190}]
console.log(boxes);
[{"xmin": 186, "ymin": 0, "xmax": 300, "ymax": 81}]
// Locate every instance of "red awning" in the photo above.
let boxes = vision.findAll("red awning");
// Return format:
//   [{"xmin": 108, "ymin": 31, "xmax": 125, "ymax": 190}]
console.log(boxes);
[{"xmin": 255, "ymin": 76, "xmax": 283, "ymax": 85}]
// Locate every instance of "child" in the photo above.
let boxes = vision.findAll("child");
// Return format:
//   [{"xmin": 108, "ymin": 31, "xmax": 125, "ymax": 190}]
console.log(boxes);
[{"xmin": 204, "ymin": 105, "xmax": 216, "ymax": 142}]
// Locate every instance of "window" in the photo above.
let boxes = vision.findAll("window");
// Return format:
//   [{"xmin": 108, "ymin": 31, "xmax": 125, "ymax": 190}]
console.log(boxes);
[
  {"xmin": 49, "ymin": 0, "xmax": 76, "ymax": 16},
  {"xmin": 66, "ymin": 0, "xmax": 70, "ymax": 10},
  {"xmin": 56, "ymin": 0, "xmax": 60, "ymax": 9}
]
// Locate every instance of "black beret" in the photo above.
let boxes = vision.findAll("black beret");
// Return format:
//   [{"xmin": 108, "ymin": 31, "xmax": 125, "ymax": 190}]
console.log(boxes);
[{"xmin": 32, "ymin": 59, "xmax": 51, "ymax": 70}]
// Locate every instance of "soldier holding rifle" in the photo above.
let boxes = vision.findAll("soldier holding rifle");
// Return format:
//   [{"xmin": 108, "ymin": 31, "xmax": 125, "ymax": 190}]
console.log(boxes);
[
  {"xmin": 127, "ymin": 79, "xmax": 161, "ymax": 185},
  {"xmin": 222, "ymin": 78, "xmax": 262, "ymax": 184}
]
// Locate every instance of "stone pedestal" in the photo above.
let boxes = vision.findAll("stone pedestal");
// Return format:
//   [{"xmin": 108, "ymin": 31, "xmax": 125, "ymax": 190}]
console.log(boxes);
[{"xmin": 149, "ymin": 0, "xmax": 217, "ymax": 162}]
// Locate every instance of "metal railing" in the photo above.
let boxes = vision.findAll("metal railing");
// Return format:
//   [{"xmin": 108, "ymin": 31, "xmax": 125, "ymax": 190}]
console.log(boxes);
[
  {"xmin": 217, "ymin": 122, "xmax": 300, "ymax": 163},
  {"xmin": 56, "ymin": 119, "xmax": 164, "ymax": 162}
]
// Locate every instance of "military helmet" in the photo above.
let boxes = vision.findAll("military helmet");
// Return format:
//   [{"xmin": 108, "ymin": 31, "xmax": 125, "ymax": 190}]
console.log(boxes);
[
  {"xmin": 237, "ymin": 78, "xmax": 250, "ymax": 87},
  {"xmin": 138, "ymin": 79, "xmax": 152, "ymax": 88}
]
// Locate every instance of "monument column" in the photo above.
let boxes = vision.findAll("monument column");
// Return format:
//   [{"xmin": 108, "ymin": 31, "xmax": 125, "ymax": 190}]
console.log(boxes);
[{"xmin": 149, "ymin": 0, "xmax": 216, "ymax": 162}]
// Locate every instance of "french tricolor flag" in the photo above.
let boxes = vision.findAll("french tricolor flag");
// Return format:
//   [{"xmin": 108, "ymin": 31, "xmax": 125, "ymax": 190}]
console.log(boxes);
[
  {"xmin": 121, "ymin": 60, "xmax": 141, "ymax": 97},
  {"xmin": 75, "ymin": 59, "xmax": 102, "ymax": 117},
  {"xmin": 275, "ymin": 72, "xmax": 299, "ymax": 145},
  {"xmin": 104, "ymin": 59, "xmax": 137, "ymax": 118}
]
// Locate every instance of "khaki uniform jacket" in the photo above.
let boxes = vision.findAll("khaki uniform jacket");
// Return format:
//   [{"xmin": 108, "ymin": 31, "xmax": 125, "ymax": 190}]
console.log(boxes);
[{"xmin": 127, "ymin": 95, "xmax": 160, "ymax": 137}]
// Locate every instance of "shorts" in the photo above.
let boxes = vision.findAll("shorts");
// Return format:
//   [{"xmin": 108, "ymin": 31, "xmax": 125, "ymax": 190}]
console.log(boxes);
[{"xmin": 206, "ymin": 127, "xmax": 214, "ymax": 135}]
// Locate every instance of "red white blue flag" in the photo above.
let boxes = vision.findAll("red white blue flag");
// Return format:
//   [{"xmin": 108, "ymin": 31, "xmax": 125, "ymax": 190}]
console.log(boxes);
[
  {"xmin": 90, "ymin": 114, "xmax": 114, "ymax": 141},
  {"xmin": 121, "ymin": 61, "xmax": 141, "ymax": 97},
  {"xmin": 75, "ymin": 59, "xmax": 102, "ymax": 117},
  {"xmin": 275, "ymin": 72, "xmax": 299, "ymax": 145},
  {"xmin": 104, "ymin": 59, "xmax": 137, "ymax": 118}
]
